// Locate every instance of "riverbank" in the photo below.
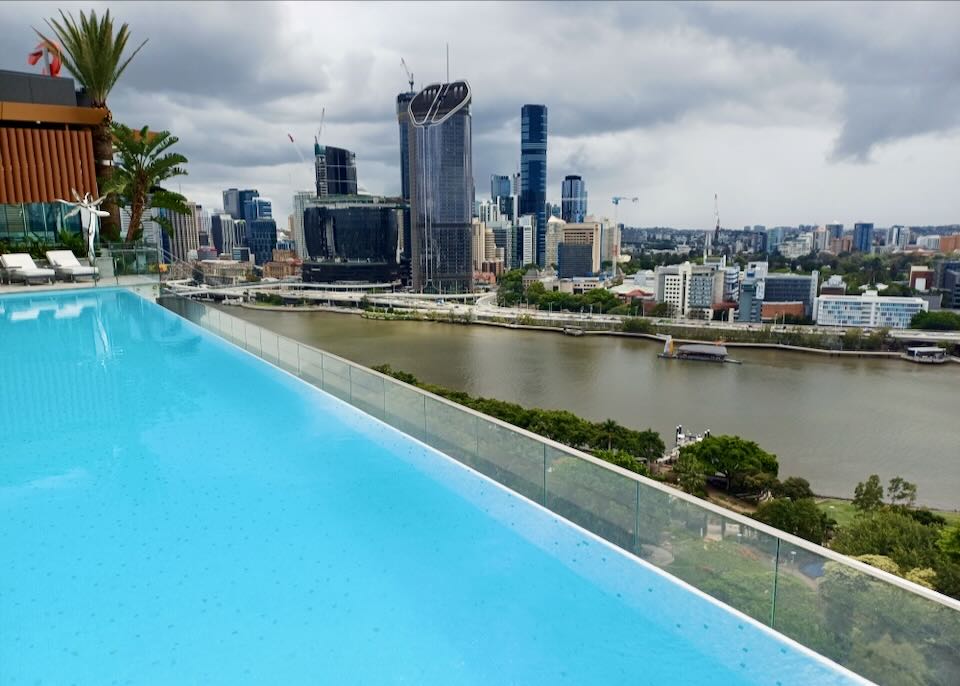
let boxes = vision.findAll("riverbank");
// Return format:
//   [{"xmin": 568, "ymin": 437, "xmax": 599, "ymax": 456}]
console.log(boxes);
[
  {"xmin": 233, "ymin": 300, "xmax": 957, "ymax": 362},
  {"xmin": 219, "ymin": 304, "xmax": 959, "ymax": 509}
]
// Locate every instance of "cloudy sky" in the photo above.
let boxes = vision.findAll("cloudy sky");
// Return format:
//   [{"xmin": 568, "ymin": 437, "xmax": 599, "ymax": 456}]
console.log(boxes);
[{"xmin": 4, "ymin": 1, "xmax": 959, "ymax": 228}]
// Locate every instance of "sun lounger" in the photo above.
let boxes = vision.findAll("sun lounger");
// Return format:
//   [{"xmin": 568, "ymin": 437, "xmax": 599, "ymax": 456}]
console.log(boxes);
[
  {"xmin": 46, "ymin": 250, "xmax": 99, "ymax": 282},
  {"xmin": 0, "ymin": 253, "xmax": 55, "ymax": 284}
]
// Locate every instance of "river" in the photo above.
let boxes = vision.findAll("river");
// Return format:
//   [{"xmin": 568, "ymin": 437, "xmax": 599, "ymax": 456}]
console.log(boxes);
[{"xmin": 226, "ymin": 307, "xmax": 959, "ymax": 510}]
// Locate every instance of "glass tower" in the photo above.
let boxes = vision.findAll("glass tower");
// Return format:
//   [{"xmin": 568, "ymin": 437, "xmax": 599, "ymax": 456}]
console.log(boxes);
[
  {"xmin": 853, "ymin": 222, "xmax": 874, "ymax": 253},
  {"xmin": 397, "ymin": 91, "xmax": 415, "ymax": 201},
  {"xmin": 560, "ymin": 175, "xmax": 587, "ymax": 223},
  {"xmin": 520, "ymin": 104, "xmax": 547, "ymax": 265},
  {"xmin": 315, "ymin": 143, "xmax": 358, "ymax": 197},
  {"xmin": 407, "ymin": 81, "xmax": 474, "ymax": 293}
]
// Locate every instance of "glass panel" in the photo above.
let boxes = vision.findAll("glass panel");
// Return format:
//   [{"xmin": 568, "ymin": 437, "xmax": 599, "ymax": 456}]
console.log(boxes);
[
  {"xmin": 423, "ymin": 396, "xmax": 477, "ymax": 465},
  {"xmin": 475, "ymin": 421, "xmax": 545, "ymax": 504},
  {"xmin": 349, "ymin": 365, "xmax": 385, "ymax": 419},
  {"xmin": 320, "ymin": 353, "xmax": 351, "ymax": 402},
  {"xmin": 277, "ymin": 338, "xmax": 299, "ymax": 374},
  {"xmin": 260, "ymin": 329, "xmax": 280, "ymax": 365},
  {"xmin": 545, "ymin": 446, "xmax": 637, "ymax": 551},
  {"xmin": 774, "ymin": 542, "xmax": 960, "ymax": 686},
  {"xmin": 634, "ymin": 483, "xmax": 778, "ymax": 625},
  {"xmin": 383, "ymin": 381, "xmax": 427, "ymax": 442},
  {"xmin": 298, "ymin": 346, "xmax": 324, "ymax": 386},
  {"xmin": 244, "ymin": 322, "xmax": 262, "ymax": 355}
]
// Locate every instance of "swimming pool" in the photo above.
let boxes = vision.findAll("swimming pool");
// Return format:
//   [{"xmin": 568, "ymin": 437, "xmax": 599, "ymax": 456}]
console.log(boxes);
[{"xmin": 0, "ymin": 289, "xmax": 866, "ymax": 685}]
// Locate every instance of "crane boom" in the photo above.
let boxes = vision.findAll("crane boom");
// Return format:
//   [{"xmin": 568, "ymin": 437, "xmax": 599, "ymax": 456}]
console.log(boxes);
[{"xmin": 401, "ymin": 58, "xmax": 414, "ymax": 91}]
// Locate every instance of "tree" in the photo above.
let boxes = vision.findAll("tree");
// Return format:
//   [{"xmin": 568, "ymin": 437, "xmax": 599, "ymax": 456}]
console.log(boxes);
[
  {"xmin": 831, "ymin": 510, "xmax": 941, "ymax": 572},
  {"xmin": 940, "ymin": 525, "xmax": 960, "ymax": 562},
  {"xmin": 852, "ymin": 474, "xmax": 884, "ymax": 512},
  {"xmin": 773, "ymin": 476, "xmax": 815, "ymax": 501},
  {"xmin": 679, "ymin": 435, "xmax": 778, "ymax": 493},
  {"xmin": 39, "ymin": 9, "xmax": 148, "ymax": 240},
  {"xmin": 649, "ymin": 302, "xmax": 675, "ymax": 318},
  {"xmin": 754, "ymin": 498, "xmax": 832, "ymax": 544},
  {"xmin": 887, "ymin": 477, "xmax": 917, "ymax": 508},
  {"xmin": 910, "ymin": 310, "xmax": 960, "ymax": 331},
  {"xmin": 595, "ymin": 419, "xmax": 621, "ymax": 451},
  {"xmin": 673, "ymin": 451, "xmax": 706, "ymax": 496},
  {"xmin": 105, "ymin": 124, "xmax": 190, "ymax": 242}
]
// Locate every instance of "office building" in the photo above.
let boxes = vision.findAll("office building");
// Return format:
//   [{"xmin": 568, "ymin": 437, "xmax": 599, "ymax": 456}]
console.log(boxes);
[
  {"xmin": 222, "ymin": 189, "xmax": 259, "ymax": 221},
  {"xmin": 302, "ymin": 200, "xmax": 404, "ymax": 264},
  {"xmin": 942, "ymin": 264, "xmax": 960, "ymax": 309},
  {"xmin": 763, "ymin": 271, "xmax": 819, "ymax": 317},
  {"xmin": 210, "ymin": 213, "xmax": 238, "ymax": 256},
  {"xmin": 853, "ymin": 222, "xmax": 874, "ymax": 253},
  {"xmin": 243, "ymin": 196, "xmax": 272, "ymax": 223},
  {"xmin": 406, "ymin": 81, "xmax": 474, "ymax": 292},
  {"xmin": 560, "ymin": 175, "xmax": 587, "ymax": 223},
  {"xmin": 544, "ymin": 216, "xmax": 565, "ymax": 268},
  {"xmin": 813, "ymin": 227, "xmax": 829, "ymax": 253},
  {"xmin": 816, "ymin": 291, "xmax": 928, "ymax": 329},
  {"xmin": 246, "ymin": 218, "xmax": 278, "ymax": 265},
  {"xmin": 397, "ymin": 91, "xmax": 415, "ymax": 201},
  {"xmin": 518, "ymin": 214, "xmax": 536, "ymax": 267},
  {"xmin": 887, "ymin": 225, "xmax": 910, "ymax": 249},
  {"xmin": 170, "ymin": 202, "xmax": 201, "ymax": 262},
  {"xmin": 0, "ymin": 69, "xmax": 98, "ymax": 244},
  {"xmin": 476, "ymin": 199, "xmax": 501, "ymax": 225},
  {"xmin": 825, "ymin": 222, "xmax": 844, "ymax": 240},
  {"xmin": 489, "ymin": 221, "xmax": 517, "ymax": 270},
  {"xmin": 598, "ymin": 218, "xmax": 620, "ymax": 267},
  {"xmin": 737, "ymin": 273, "xmax": 764, "ymax": 323},
  {"xmin": 315, "ymin": 142, "xmax": 358, "ymax": 197},
  {"xmin": 939, "ymin": 234, "xmax": 960, "ymax": 254},
  {"xmin": 490, "ymin": 175, "xmax": 511, "ymax": 203},
  {"xmin": 558, "ymin": 222, "xmax": 600, "ymax": 278},
  {"xmin": 519, "ymin": 104, "xmax": 548, "ymax": 265}
]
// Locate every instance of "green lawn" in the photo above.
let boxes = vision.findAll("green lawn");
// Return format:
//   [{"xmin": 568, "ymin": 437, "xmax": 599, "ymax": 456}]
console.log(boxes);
[{"xmin": 817, "ymin": 498, "xmax": 960, "ymax": 528}]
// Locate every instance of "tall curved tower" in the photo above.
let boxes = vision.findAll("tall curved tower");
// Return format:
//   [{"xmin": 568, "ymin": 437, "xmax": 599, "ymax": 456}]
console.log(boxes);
[{"xmin": 407, "ymin": 81, "xmax": 474, "ymax": 293}]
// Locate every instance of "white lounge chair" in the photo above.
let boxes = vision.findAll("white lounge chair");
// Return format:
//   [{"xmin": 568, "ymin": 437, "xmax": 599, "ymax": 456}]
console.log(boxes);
[
  {"xmin": 0, "ymin": 253, "xmax": 55, "ymax": 285},
  {"xmin": 46, "ymin": 250, "xmax": 99, "ymax": 282}
]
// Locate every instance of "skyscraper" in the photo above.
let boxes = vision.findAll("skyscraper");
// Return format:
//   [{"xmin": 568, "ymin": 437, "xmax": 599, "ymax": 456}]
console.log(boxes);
[
  {"xmin": 397, "ymin": 91, "xmax": 415, "ymax": 201},
  {"xmin": 490, "ymin": 174, "xmax": 511, "ymax": 202},
  {"xmin": 561, "ymin": 175, "xmax": 587, "ymax": 223},
  {"xmin": 407, "ymin": 80, "xmax": 474, "ymax": 293},
  {"xmin": 315, "ymin": 142, "xmax": 358, "ymax": 196},
  {"xmin": 853, "ymin": 222, "xmax": 874, "ymax": 253},
  {"xmin": 222, "ymin": 189, "xmax": 259, "ymax": 221},
  {"xmin": 246, "ymin": 218, "xmax": 278, "ymax": 266},
  {"xmin": 243, "ymin": 197, "xmax": 272, "ymax": 223},
  {"xmin": 520, "ymin": 104, "xmax": 547, "ymax": 265}
]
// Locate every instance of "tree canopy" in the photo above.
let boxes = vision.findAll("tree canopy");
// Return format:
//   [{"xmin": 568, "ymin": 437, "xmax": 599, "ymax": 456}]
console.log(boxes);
[
  {"xmin": 679, "ymin": 435, "xmax": 779, "ymax": 494},
  {"xmin": 754, "ymin": 497, "xmax": 832, "ymax": 544}
]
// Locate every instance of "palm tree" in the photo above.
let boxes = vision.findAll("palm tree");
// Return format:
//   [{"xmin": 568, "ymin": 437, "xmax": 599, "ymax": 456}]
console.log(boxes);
[
  {"xmin": 37, "ymin": 9, "xmax": 147, "ymax": 240},
  {"xmin": 596, "ymin": 419, "xmax": 621, "ymax": 451},
  {"xmin": 105, "ymin": 124, "xmax": 189, "ymax": 242}
]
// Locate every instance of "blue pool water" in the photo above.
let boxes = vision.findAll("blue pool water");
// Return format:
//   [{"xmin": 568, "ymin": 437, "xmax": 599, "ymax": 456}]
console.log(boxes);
[{"xmin": 0, "ymin": 289, "xmax": 865, "ymax": 685}]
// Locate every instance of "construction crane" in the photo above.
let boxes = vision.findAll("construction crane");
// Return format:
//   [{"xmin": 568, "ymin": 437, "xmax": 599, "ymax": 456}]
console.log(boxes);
[
  {"xmin": 401, "ymin": 58, "xmax": 414, "ymax": 91},
  {"xmin": 316, "ymin": 107, "xmax": 325, "ymax": 142}
]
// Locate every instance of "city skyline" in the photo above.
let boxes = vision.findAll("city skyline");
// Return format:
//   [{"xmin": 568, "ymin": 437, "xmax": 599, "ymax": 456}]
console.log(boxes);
[{"xmin": 3, "ymin": 2, "xmax": 958, "ymax": 227}]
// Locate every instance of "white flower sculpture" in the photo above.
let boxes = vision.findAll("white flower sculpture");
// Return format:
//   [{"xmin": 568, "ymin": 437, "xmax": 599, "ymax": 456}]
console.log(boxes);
[{"xmin": 56, "ymin": 189, "xmax": 110, "ymax": 266}]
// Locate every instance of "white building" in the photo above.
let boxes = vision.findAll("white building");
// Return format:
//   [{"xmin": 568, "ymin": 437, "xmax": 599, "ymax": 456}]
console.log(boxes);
[
  {"xmin": 518, "ymin": 215, "xmax": 536, "ymax": 267},
  {"xmin": 816, "ymin": 291, "xmax": 928, "ymax": 329},
  {"xmin": 780, "ymin": 232, "xmax": 814, "ymax": 259},
  {"xmin": 476, "ymin": 199, "xmax": 501, "ymax": 225},
  {"xmin": 290, "ymin": 191, "xmax": 316, "ymax": 260},
  {"xmin": 170, "ymin": 201, "xmax": 200, "ymax": 262},
  {"xmin": 916, "ymin": 235, "xmax": 941, "ymax": 251}
]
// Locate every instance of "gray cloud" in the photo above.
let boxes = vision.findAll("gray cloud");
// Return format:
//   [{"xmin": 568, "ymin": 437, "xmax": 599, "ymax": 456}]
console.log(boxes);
[{"xmin": 2, "ymin": 1, "xmax": 957, "ymax": 225}]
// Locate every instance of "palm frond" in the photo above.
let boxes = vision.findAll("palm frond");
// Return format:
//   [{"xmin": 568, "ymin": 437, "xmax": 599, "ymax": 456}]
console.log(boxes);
[{"xmin": 36, "ymin": 9, "xmax": 147, "ymax": 107}]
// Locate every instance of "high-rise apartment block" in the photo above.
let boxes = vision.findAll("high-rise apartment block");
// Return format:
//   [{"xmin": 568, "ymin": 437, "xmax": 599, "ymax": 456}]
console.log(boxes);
[
  {"xmin": 397, "ymin": 91, "xmax": 415, "ymax": 201},
  {"xmin": 520, "ymin": 104, "xmax": 548, "ymax": 265},
  {"xmin": 407, "ymin": 81, "xmax": 475, "ymax": 292}
]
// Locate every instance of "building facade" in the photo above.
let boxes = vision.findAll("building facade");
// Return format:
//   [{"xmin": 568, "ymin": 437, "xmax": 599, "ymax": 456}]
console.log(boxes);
[
  {"xmin": 519, "ymin": 104, "xmax": 548, "ymax": 265},
  {"xmin": 816, "ymin": 291, "xmax": 928, "ymax": 329},
  {"xmin": 396, "ymin": 91, "xmax": 415, "ymax": 202},
  {"xmin": 544, "ymin": 215, "xmax": 565, "ymax": 268},
  {"xmin": 170, "ymin": 202, "xmax": 200, "ymax": 262},
  {"xmin": 246, "ymin": 218, "xmax": 278, "ymax": 266},
  {"xmin": 0, "ymin": 69, "xmax": 99, "ymax": 244},
  {"xmin": 406, "ymin": 81, "xmax": 474, "ymax": 292},
  {"xmin": 558, "ymin": 222, "xmax": 600, "ymax": 277},
  {"xmin": 853, "ymin": 222, "xmax": 874, "ymax": 253},
  {"xmin": 302, "ymin": 200, "xmax": 404, "ymax": 264},
  {"xmin": 763, "ymin": 271, "xmax": 819, "ymax": 317},
  {"xmin": 315, "ymin": 143, "xmax": 358, "ymax": 197},
  {"xmin": 560, "ymin": 175, "xmax": 587, "ymax": 223},
  {"xmin": 222, "ymin": 189, "xmax": 259, "ymax": 221}
]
